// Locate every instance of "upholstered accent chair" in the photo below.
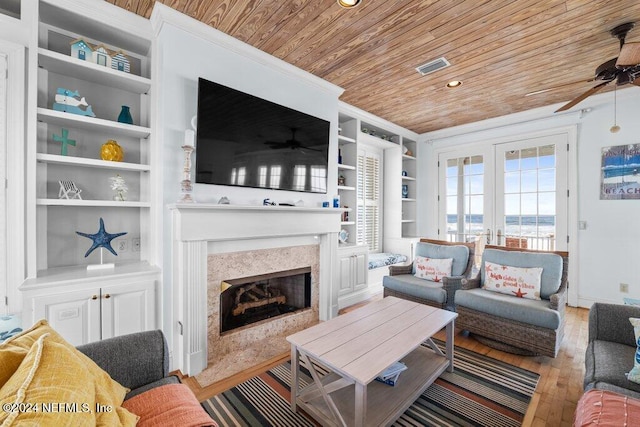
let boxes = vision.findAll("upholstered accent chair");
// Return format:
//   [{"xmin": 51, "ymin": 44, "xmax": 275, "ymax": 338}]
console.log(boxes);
[
  {"xmin": 383, "ymin": 239, "xmax": 475, "ymax": 310},
  {"xmin": 455, "ymin": 245, "xmax": 568, "ymax": 358}
]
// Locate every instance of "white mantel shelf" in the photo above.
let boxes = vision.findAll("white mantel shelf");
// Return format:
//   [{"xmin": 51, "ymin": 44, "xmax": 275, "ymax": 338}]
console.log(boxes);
[{"xmin": 169, "ymin": 204, "xmax": 343, "ymax": 242}]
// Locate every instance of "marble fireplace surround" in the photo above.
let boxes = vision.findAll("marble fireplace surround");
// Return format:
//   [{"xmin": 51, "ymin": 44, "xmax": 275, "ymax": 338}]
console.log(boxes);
[{"xmin": 170, "ymin": 204, "xmax": 342, "ymax": 376}]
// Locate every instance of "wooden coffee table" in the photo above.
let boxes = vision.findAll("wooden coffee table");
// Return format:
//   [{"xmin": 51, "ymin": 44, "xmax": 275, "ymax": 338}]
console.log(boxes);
[{"xmin": 286, "ymin": 296, "xmax": 457, "ymax": 427}]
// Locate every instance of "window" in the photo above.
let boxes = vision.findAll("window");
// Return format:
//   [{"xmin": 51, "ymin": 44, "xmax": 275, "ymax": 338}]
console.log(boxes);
[
  {"xmin": 310, "ymin": 166, "xmax": 327, "ymax": 193},
  {"xmin": 258, "ymin": 166, "xmax": 267, "ymax": 187},
  {"xmin": 269, "ymin": 166, "xmax": 281, "ymax": 188},
  {"xmin": 293, "ymin": 165, "xmax": 306, "ymax": 191},
  {"xmin": 356, "ymin": 148, "xmax": 382, "ymax": 252}
]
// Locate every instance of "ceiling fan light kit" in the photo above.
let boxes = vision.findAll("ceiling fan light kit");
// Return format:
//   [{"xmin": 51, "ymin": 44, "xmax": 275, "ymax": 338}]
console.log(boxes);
[{"xmin": 337, "ymin": 0, "xmax": 361, "ymax": 8}]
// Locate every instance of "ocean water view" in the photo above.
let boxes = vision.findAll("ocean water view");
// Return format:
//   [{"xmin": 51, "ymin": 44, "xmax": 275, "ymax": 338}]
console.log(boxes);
[{"xmin": 447, "ymin": 215, "xmax": 556, "ymax": 240}]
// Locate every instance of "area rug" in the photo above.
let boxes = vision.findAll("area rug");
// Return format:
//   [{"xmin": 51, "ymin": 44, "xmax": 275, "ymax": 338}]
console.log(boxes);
[{"xmin": 201, "ymin": 340, "xmax": 539, "ymax": 426}]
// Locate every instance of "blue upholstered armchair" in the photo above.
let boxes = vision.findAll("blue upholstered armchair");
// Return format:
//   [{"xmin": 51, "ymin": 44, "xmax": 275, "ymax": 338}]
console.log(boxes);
[
  {"xmin": 383, "ymin": 239, "xmax": 475, "ymax": 310},
  {"xmin": 454, "ymin": 245, "xmax": 568, "ymax": 358}
]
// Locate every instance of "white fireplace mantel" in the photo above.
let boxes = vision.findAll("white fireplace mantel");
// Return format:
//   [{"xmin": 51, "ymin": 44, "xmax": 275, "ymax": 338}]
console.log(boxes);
[{"xmin": 169, "ymin": 203, "xmax": 342, "ymax": 375}]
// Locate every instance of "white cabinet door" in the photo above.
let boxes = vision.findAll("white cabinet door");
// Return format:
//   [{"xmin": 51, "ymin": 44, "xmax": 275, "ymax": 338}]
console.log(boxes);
[
  {"xmin": 353, "ymin": 253, "xmax": 368, "ymax": 291},
  {"xmin": 33, "ymin": 289, "xmax": 101, "ymax": 346},
  {"xmin": 338, "ymin": 255, "xmax": 354, "ymax": 297},
  {"xmin": 101, "ymin": 280, "xmax": 156, "ymax": 340}
]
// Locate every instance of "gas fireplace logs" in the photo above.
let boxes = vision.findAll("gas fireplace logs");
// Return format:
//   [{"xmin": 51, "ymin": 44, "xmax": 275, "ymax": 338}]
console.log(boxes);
[{"xmin": 232, "ymin": 283, "xmax": 286, "ymax": 316}]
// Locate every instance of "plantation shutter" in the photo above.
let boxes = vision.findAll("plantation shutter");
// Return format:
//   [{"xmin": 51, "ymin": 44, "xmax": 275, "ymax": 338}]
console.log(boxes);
[
  {"xmin": 0, "ymin": 54, "xmax": 6, "ymax": 308},
  {"xmin": 356, "ymin": 149, "xmax": 381, "ymax": 252}
]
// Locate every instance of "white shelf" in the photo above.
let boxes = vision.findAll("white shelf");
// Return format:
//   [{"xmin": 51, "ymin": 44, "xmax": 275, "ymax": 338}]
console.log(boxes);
[
  {"xmin": 37, "ymin": 108, "xmax": 151, "ymax": 139},
  {"xmin": 341, "ymin": 221, "xmax": 356, "ymax": 226},
  {"xmin": 338, "ymin": 134, "xmax": 356, "ymax": 144},
  {"xmin": 337, "ymin": 185, "xmax": 356, "ymax": 191},
  {"xmin": 36, "ymin": 153, "xmax": 150, "ymax": 171},
  {"xmin": 37, "ymin": 199, "xmax": 150, "ymax": 208},
  {"xmin": 402, "ymin": 154, "xmax": 416, "ymax": 160},
  {"xmin": 338, "ymin": 163, "xmax": 356, "ymax": 171},
  {"xmin": 402, "ymin": 198, "xmax": 416, "ymax": 202},
  {"xmin": 38, "ymin": 48, "xmax": 151, "ymax": 94},
  {"xmin": 401, "ymin": 219, "xmax": 416, "ymax": 223},
  {"xmin": 402, "ymin": 176, "xmax": 416, "ymax": 181}
]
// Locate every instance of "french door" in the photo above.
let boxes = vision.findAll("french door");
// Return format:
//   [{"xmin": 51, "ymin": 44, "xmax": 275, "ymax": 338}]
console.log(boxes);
[{"xmin": 438, "ymin": 133, "xmax": 568, "ymax": 258}]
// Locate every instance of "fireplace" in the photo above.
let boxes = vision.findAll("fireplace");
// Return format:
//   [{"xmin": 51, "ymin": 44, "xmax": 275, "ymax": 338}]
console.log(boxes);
[
  {"xmin": 219, "ymin": 267, "xmax": 312, "ymax": 333},
  {"xmin": 170, "ymin": 204, "xmax": 341, "ymax": 376}
]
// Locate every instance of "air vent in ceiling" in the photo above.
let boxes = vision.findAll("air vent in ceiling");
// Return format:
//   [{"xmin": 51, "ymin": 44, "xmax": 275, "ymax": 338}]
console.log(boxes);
[{"xmin": 415, "ymin": 57, "xmax": 450, "ymax": 76}]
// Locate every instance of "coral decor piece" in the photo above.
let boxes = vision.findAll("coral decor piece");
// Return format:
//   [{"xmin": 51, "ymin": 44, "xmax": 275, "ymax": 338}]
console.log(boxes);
[
  {"xmin": 109, "ymin": 174, "xmax": 128, "ymax": 201},
  {"xmin": 76, "ymin": 217, "xmax": 127, "ymax": 257}
]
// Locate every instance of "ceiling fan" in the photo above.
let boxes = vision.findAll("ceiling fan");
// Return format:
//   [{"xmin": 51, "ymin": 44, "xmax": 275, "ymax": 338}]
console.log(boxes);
[
  {"xmin": 264, "ymin": 128, "xmax": 322, "ymax": 151},
  {"xmin": 553, "ymin": 22, "xmax": 640, "ymax": 112}
]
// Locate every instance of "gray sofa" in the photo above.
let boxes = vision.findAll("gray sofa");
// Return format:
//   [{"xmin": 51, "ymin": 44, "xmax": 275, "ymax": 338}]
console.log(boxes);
[
  {"xmin": 76, "ymin": 330, "xmax": 179, "ymax": 399},
  {"xmin": 585, "ymin": 302, "xmax": 640, "ymax": 399}
]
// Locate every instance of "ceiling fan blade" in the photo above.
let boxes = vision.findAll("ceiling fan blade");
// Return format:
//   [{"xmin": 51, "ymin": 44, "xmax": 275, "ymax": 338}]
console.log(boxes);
[
  {"xmin": 525, "ymin": 79, "xmax": 593, "ymax": 96},
  {"xmin": 555, "ymin": 81, "xmax": 611, "ymax": 113},
  {"xmin": 617, "ymin": 42, "xmax": 640, "ymax": 67}
]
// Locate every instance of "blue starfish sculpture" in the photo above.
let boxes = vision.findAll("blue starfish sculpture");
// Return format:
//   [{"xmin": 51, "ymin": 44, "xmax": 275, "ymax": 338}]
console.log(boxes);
[{"xmin": 76, "ymin": 218, "xmax": 127, "ymax": 257}]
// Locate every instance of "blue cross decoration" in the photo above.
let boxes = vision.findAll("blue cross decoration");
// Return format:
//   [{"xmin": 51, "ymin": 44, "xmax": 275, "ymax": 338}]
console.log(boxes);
[
  {"xmin": 52, "ymin": 128, "xmax": 76, "ymax": 156},
  {"xmin": 76, "ymin": 218, "xmax": 127, "ymax": 257}
]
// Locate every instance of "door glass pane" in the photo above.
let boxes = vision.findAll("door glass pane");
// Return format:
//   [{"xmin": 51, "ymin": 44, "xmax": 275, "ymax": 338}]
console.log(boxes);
[
  {"xmin": 502, "ymin": 145, "xmax": 556, "ymax": 250},
  {"xmin": 445, "ymin": 156, "xmax": 484, "ymax": 243}
]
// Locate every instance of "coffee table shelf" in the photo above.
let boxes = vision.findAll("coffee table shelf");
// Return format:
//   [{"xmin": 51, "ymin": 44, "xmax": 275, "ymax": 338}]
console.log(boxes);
[{"xmin": 297, "ymin": 344, "xmax": 449, "ymax": 427}]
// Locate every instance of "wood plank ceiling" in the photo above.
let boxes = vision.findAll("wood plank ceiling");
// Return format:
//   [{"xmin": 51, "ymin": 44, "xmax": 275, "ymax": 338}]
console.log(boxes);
[{"xmin": 107, "ymin": 0, "xmax": 640, "ymax": 134}]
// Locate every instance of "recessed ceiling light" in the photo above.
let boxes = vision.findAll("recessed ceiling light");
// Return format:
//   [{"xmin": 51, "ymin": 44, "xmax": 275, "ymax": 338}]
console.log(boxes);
[
  {"xmin": 446, "ymin": 80, "xmax": 462, "ymax": 88},
  {"xmin": 337, "ymin": 0, "xmax": 361, "ymax": 8}
]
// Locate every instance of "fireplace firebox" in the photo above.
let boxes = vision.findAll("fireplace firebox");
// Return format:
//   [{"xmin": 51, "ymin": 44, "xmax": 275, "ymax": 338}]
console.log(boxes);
[{"xmin": 219, "ymin": 267, "xmax": 311, "ymax": 333}]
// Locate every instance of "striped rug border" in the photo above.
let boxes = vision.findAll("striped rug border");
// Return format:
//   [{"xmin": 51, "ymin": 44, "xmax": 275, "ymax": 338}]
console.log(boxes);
[{"xmin": 201, "ymin": 339, "xmax": 539, "ymax": 427}]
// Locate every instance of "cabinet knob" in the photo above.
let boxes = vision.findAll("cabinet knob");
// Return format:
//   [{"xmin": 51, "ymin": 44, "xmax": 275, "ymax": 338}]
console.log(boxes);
[
  {"xmin": 104, "ymin": 294, "xmax": 111, "ymax": 299},
  {"xmin": 91, "ymin": 295, "xmax": 98, "ymax": 300}
]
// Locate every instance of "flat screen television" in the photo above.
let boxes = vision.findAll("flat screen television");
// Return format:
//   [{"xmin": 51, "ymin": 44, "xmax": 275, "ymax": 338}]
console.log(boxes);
[{"xmin": 195, "ymin": 78, "xmax": 330, "ymax": 194}]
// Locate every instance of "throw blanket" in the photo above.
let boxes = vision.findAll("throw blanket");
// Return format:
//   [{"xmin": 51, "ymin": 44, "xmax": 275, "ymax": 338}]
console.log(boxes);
[
  {"xmin": 122, "ymin": 383, "xmax": 217, "ymax": 427},
  {"xmin": 368, "ymin": 253, "xmax": 407, "ymax": 269}
]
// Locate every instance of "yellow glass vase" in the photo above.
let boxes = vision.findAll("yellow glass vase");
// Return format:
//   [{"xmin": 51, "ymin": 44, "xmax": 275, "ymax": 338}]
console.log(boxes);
[{"xmin": 100, "ymin": 140, "xmax": 124, "ymax": 162}]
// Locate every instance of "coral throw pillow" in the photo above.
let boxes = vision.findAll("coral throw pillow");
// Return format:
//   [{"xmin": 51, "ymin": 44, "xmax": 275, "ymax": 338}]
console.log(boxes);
[
  {"xmin": 414, "ymin": 256, "xmax": 453, "ymax": 282},
  {"xmin": 483, "ymin": 261, "xmax": 543, "ymax": 300},
  {"xmin": 627, "ymin": 317, "xmax": 640, "ymax": 384}
]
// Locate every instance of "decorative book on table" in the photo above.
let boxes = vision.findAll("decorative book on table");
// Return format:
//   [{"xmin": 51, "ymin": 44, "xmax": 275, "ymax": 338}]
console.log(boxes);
[{"xmin": 375, "ymin": 361, "xmax": 407, "ymax": 386}]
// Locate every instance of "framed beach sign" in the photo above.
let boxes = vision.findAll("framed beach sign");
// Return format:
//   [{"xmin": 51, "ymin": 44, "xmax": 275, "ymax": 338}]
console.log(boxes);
[{"xmin": 601, "ymin": 143, "xmax": 640, "ymax": 200}]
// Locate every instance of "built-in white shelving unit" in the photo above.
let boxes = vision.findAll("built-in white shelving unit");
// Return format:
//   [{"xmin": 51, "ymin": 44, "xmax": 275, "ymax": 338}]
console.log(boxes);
[{"xmin": 20, "ymin": 0, "xmax": 159, "ymax": 345}]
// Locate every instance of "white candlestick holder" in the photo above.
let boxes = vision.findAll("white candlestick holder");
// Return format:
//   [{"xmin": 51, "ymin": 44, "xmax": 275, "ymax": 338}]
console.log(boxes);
[{"xmin": 179, "ymin": 144, "xmax": 195, "ymax": 203}]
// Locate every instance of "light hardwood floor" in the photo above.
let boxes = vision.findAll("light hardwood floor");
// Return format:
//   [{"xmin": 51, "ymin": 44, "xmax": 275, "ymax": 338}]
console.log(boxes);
[{"xmin": 184, "ymin": 298, "xmax": 589, "ymax": 426}]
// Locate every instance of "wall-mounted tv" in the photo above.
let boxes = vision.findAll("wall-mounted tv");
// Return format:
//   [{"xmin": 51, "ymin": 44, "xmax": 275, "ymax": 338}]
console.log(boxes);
[{"xmin": 195, "ymin": 78, "xmax": 330, "ymax": 194}]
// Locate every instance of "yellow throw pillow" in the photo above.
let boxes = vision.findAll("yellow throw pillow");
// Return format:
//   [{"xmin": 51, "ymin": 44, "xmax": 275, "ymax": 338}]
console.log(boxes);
[
  {"xmin": 0, "ymin": 333, "xmax": 96, "ymax": 426},
  {"xmin": 0, "ymin": 320, "xmax": 138, "ymax": 426}
]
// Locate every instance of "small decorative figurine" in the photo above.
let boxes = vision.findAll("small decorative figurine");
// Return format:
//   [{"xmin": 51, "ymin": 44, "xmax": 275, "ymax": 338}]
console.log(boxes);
[
  {"xmin": 53, "ymin": 88, "xmax": 95, "ymax": 117},
  {"xmin": 58, "ymin": 180, "xmax": 82, "ymax": 200},
  {"xmin": 76, "ymin": 217, "xmax": 127, "ymax": 258},
  {"xmin": 109, "ymin": 174, "xmax": 128, "ymax": 201},
  {"xmin": 92, "ymin": 44, "xmax": 112, "ymax": 68},
  {"xmin": 101, "ymin": 140, "xmax": 124, "ymax": 162},
  {"xmin": 111, "ymin": 50, "xmax": 131, "ymax": 73},
  {"xmin": 70, "ymin": 39, "xmax": 93, "ymax": 61},
  {"xmin": 52, "ymin": 128, "xmax": 76, "ymax": 156},
  {"xmin": 402, "ymin": 184, "xmax": 409, "ymax": 198},
  {"xmin": 338, "ymin": 175, "xmax": 346, "ymax": 186},
  {"xmin": 218, "ymin": 196, "xmax": 230, "ymax": 204}
]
